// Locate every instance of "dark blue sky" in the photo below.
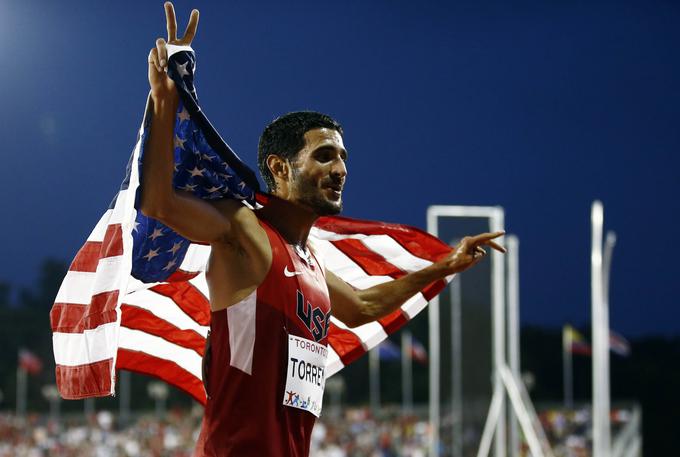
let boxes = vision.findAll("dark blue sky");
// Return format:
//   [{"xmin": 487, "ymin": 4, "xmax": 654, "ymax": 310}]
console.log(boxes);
[{"xmin": 2, "ymin": 1, "xmax": 678, "ymax": 337}]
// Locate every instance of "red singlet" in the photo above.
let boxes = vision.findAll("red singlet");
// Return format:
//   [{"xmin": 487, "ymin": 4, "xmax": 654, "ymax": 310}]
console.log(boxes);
[{"xmin": 194, "ymin": 217, "xmax": 331, "ymax": 457}]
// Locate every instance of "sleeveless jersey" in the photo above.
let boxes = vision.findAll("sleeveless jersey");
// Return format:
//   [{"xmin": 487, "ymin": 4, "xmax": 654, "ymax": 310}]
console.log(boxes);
[{"xmin": 193, "ymin": 217, "xmax": 332, "ymax": 457}]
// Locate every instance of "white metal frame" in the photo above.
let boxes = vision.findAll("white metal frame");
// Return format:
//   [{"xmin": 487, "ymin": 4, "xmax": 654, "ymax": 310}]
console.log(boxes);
[
  {"xmin": 427, "ymin": 206, "xmax": 505, "ymax": 457},
  {"xmin": 427, "ymin": 206, "xmax": 553, "ymax": 457}
]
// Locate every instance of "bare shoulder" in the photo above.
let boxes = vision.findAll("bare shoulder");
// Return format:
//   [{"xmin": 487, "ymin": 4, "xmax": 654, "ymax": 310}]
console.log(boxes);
[{"xmin": 209, "ymin": 199, "xmax": 270, "ymax": 257}]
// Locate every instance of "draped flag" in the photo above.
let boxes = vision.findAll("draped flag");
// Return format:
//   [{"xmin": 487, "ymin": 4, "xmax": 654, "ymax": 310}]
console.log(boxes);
[{"xmin": 50, "ymin": 46, "xmax": 452, "ymax": 404}]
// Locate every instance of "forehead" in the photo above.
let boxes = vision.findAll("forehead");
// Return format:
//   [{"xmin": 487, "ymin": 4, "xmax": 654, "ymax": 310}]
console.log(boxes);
[{"xmin": 302, "ymin": 128, "xmax": 344, "ymax": 151}]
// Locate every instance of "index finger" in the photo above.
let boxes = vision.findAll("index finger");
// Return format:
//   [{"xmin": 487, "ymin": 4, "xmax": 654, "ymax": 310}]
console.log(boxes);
[
  {"xmin": 469, "ymin": 231, "xmax": 505, "ymax": 244},
  {"xmin": 165, "ymin": 2, "xmax": 178, "ymax": 42}
]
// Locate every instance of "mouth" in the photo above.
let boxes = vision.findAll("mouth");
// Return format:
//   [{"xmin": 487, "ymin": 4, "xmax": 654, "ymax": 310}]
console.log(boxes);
[{"xmin": 324, "ymin": 185, "xmax": 343, "ymax": 200}]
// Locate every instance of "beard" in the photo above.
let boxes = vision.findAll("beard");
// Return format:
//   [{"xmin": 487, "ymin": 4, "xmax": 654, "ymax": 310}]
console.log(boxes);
[{"xmin": 291, "ymin": 169, "xmax": 343, "ymax": 216}]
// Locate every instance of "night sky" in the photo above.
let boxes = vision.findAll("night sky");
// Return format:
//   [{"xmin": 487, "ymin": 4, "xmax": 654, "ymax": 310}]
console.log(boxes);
[{"xmin": 2, "ymin": 0, "xmax": 678, "ymax": 337}]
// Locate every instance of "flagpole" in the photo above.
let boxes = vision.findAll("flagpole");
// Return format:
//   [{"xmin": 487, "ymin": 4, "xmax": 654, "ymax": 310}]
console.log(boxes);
[
  {"xmin": 119, "ymin": 370, "xmax": 131, "ymax": 427},
  {"xmin": 506, "ymin": 235, "xmax": 520, "ymax": 457},
  {"xmin": 369, "ymin": 347, "xmax": 380, "ymax": 413},
  {"xmin": 591, "ymin": 201, "xmax": 610, "ymax": 457},
  {"xmin": 16, "ymin": 363, "xmax": 26, "ymax": 421},
  {"xmin": 450, "ymin": 275, "xmax": 463, "ymax": 457},
  {"xmin": 562, "ymin": 327, "xmax": 573, "ymax": 409},
  {"xmin": 402, "ymin": 331, "xmax": 413, "ymax": 416}
]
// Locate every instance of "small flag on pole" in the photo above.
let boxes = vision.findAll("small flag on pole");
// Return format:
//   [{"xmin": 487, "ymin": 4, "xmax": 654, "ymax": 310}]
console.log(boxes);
[
  {"xmin": 378, "ymin": 339, "xmax": 401, "ymax": 361},
  {"xmin": 19, "ymin": 349, "xmax": 43, "ymax": 375},
  {"xmin": 609, "ymin": 330, "xmax": 631, "ymax": 356},
  {"xmin": 410, "ymin": 336, "xmax": 428, "ymax": 364},
  {"xmin": 563, "ymin": 325, "xmax": 592, "ymax": 356}
]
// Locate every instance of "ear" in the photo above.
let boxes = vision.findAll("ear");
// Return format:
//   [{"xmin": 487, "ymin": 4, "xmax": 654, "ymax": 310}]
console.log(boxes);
[{"xmin": 266, "ymin": 154, "xmax": 290, "ymax": 184}]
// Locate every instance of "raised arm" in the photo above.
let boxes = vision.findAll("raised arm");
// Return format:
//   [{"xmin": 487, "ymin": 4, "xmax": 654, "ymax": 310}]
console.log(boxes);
[
  {"xmin": 328, "ymin": 232, "xmax": 506, "ymax": 328},
  {"xmin": 140, "ymin": 3, "xmax": 241, "ymax": 243}
]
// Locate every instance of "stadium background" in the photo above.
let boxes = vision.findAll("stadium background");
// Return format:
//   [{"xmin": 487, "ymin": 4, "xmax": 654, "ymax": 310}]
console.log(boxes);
[{"xmin": 1, "ymin": 0, "xmax": 679, "ymax": 454}]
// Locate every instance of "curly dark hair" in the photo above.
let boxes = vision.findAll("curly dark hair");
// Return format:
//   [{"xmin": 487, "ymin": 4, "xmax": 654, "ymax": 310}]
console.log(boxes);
[{"xmin": 257, "ymin": 111, "xmax": 343, "ymax": 192}]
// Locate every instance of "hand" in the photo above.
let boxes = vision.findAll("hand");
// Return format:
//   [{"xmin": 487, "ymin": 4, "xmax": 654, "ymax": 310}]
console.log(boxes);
[
  {"xmin": 147, "ymin": 2, "xmax": 199, "ymax": 101},
  {"xmin": 438, "ymin": 231, "xmax": 506, "ymax": 275}
]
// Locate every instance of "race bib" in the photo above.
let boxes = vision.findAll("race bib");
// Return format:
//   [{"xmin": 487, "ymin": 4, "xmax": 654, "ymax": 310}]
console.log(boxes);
[{"xmin": 283, "ymin": 335, "xmax": 327, "ymax": 417}]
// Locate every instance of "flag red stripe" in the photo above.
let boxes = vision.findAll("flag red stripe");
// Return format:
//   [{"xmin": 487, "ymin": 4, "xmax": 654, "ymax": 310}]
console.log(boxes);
[
  {"xmin": 378, "ymin": 310, "xmax": 409, "ymax": 335},
  {"xmin": 55, "ymin": 359, "xmax": 114, "ymax": 399},
  {"xmin": 330, "ymin": 237, "xmax": 445, "ymax": 313},
  {"xmin": 167, "ymin": 269, "xmax": 201, "ymax": 282},
  {"xmin": 120, "ymin": 304, "xmax": 206, "ymax": 356},
  {"xmin": 316, "ymin": 216, "xmax": 452, "ymax": 262},
  {"xmin": 116, "ymin": 349, "xmax": 206, "ymax": 405},
  {"xmin": 70, "ymin": 242, "xmax": 103, "ymax": 273},
  {"xmin": 327, "ymin": 323, "xmax": 366, "ymax": 366},
  {"xmin": 101, "ymin": 224, "xmax": 124, "ymax": 258},
  {"xmin": 68, "ymin": 225, "xmax": 124, "ymax": 273},
  {"xmin": 50, "ymin": 290, "xmax": 119, "ymax": 333},
  {"xmin": 150, "ymin": 283, "xmax": 211, "ymax": 326},
  {"xmin": 422, "ymin": 280, "xmax": 447, "ymax": 301},
  {"xmin": 331, "ymin": 239, "xmax": 404, "ymax": 277}
]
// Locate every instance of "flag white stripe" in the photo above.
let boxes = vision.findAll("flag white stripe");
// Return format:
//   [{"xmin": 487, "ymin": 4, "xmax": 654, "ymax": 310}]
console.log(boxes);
[
  {"xmin": 109, "ymin": 189, "xmax": 131, "ymax": 226},
  {"xmin": 331, "ymin": 317, "xmax": 387, "ymax": 351},
  {"xmin": 400, "ymin": 293, "xmax": 428, "ymax": 319},
  {"xmin": 55, "ymin": 258, "xmax": 123, "ymax": 304},
  {"xmin": 316, "ymin": 240, "xmax": 392, "ymax": 285},
  {"xmin": 87, "ymin": 210, "xmax": 114, "ymax": 243},
  {"xmin": 188, "ymin": 273, "xmax": 210, "ymax": 301},
  {"xmin": 118, "ymin": 327, "xmax": 203, "ymax": 379},
  {"xmin": 180, "ymin": 244, "xmax": 210, "ymax": 272},
  {"xmin": 326, "ymin": 346, "xmax": 344, "ymax": 377},
  {"xmin": 124, "ymin": 290, "xmax": 209, "ymax": 337},
  {"xmin": 53, "ymin": 323, "xmax": 119, "ymax": 366},
  {"xmin": 361, "ymin": 235, "xmax": 432, "ymax": 273}
]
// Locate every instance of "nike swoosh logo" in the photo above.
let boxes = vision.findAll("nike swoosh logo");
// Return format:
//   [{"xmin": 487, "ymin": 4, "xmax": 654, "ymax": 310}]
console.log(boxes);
[{"xmin": 284, "ymin": 266, "xmax": 304, "ymax": 277}]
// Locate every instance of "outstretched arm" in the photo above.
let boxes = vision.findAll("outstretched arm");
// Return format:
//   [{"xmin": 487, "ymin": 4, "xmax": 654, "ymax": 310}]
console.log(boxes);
[
  {"xmin": 140, "ymin": 3, "xmax": 242, "ymax": 243},
  {"xmin": 328, "ymin": 232, "xmax": 505, "ymax": 328}
]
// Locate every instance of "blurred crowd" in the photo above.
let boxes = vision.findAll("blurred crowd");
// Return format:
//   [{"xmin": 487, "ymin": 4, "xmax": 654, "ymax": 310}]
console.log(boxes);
[
  {"xmin": 0, "ymin": 406, "xmax": 635, "ymax": 456},
  {"xmin": 0, "ymin": 407, "xmax": 429, "ymax": 457},
  {"xmin": 536, "ymin": 407, "xmax": 633, "ymax": 457}
]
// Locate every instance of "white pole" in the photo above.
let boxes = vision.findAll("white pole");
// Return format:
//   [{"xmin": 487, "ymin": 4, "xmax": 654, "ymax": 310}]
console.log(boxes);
[
  {"xmin": 506, "ymin": 235, "xmax": 520, "ymax": 457},
  {"xmin": 491, "ymin": 208, "xmax": 506, "ymax": 457},
  {"xmin": 369, "ymin": 347, "xmax": 381, "ymax": 413},
  {"xmin": 563, "ymin": 328, "xmax": 574, "ymax": 409},
  {"xmin": 451, "ymin": 275, "xmax": 463, "ymax": 457},
  {"xmin": 402, "ymin": 331, "xmax": 413, "ymax": 415},
  {"xmin": 84, "ymin": 397, "xmax": 95, "ymax": 417},
  {"xmin": 591, "ymin": 201, "xmax": 611, "ymax": 457},
  {"xmin": 119, "ymin": 370, "xmax": 131, "ymax": 426},
  {"xmin": 427, "ymin": 209, "xmax": 441, "ymax": 457},
  {"xmin": 16, "ymin": 365, "xmax": 26, "ymax": 421}
]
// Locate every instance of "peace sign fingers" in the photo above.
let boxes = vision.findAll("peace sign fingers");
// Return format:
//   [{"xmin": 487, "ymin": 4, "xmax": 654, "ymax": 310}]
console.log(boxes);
[{"xmin": 164, "ymin": 2, "xmax": 200, "ymax": 45}]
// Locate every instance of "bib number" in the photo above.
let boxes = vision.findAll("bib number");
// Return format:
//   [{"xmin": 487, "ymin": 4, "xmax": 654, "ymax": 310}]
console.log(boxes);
[{"xmin": 283, "ymin": 335, "xmax": 327, "ymax": 417}]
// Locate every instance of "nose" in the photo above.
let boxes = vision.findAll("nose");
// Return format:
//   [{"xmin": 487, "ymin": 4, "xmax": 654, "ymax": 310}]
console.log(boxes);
[{"xmin": 331, "ymin": 157, "xmax": 347, "ymax": 181}]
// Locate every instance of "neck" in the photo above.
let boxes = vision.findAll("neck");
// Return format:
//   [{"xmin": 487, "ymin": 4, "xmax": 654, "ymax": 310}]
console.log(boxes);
[{"xmin": 258, "ymin": 194, "xmax": 318, "ymax": 247}]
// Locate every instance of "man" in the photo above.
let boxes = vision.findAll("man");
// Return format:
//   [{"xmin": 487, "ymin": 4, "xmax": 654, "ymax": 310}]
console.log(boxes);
[{"xmin": 142, "ymin": 3, "xmax": 505, "ymax": 456}]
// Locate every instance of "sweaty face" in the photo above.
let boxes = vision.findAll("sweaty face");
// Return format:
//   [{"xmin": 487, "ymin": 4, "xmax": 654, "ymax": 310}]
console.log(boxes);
[{"xmin": 289, "ymin": 128, "xmax": 348, "ymax": 216}]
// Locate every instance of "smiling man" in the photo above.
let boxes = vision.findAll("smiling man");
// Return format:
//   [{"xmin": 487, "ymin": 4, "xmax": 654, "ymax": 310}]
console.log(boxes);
[{"xmin": 141, "ymin": 3, "xmax": 505, "ymax": 456}]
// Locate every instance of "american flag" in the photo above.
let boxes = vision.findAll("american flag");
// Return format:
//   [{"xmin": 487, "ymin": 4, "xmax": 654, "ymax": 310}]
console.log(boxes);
[{"xmin": 50, "ymin": 47, "xmax": 452, "ymax": 404}]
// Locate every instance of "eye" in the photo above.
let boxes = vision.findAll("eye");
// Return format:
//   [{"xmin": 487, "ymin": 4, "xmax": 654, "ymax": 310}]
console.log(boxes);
[{"xmin": 314, "ymin": 149, "xmax": 334, "ymax": 163}]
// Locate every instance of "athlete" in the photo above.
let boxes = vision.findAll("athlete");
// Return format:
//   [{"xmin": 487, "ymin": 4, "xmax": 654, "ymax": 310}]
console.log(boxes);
[{"xmin": 141, "ymin": 3, "xmax": 505, "ymax": 456}]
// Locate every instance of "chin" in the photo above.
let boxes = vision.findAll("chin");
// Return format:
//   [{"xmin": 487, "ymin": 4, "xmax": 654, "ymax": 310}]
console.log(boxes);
[
  {"xmin": 305, "ymin": 196, "xmax": 342, "ymax": 216},
  {"xmin": 315, "ymin": 200, "xmax": 342, "ymax": 216}
]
